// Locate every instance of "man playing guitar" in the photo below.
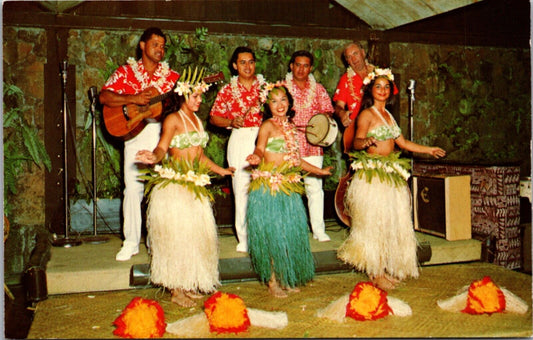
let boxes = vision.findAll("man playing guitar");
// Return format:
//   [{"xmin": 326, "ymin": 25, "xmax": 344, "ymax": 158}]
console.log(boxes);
[{"xmin": 99, "ymin": 27, "xmax": 179, "ymax": 261}]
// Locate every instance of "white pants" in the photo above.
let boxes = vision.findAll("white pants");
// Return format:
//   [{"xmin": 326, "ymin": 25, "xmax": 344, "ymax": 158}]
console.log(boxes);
[
  {"xmin": 122, "ymin": 123, "xmax": 161, "ymax": 250},
  {"xmin": 227, "ymin": 127, "xmax": 259, "ymax": 245},
  {"xmin": 303, "ymin": 155, "xmax": 326, "ymax": 236}
]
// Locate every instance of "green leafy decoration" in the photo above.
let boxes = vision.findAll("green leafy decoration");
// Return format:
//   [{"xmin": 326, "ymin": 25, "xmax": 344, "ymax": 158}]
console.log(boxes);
[
  {"xmin": 138, "ymin": 157, "xmax": 215, "ymax": 201},
  {"xmin": 248, "ymin": 161, "xmax": 306, "ymax": 196},
  {"xmin": 347, "ymin": 151, "xmax": 411, "ymax": 188}
]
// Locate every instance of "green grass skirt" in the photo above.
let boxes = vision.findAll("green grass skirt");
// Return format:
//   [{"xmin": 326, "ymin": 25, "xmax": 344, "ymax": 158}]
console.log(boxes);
[{"xmin": 246, "ymin": 183, "xmax": 315, "ymax": 288}]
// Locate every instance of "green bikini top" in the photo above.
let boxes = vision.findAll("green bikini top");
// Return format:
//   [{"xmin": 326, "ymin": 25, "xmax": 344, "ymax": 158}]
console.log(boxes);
[
  {"xmin": 366, "ymin": 106, "xmax": 401, "ymax": 141},
  {"xmin": 265, "ymin": 136, "xmax": 288, "ymax": 153},
  {"xmin": 169, "ymin": 111, "xmax": 209, "ymax": 149}
]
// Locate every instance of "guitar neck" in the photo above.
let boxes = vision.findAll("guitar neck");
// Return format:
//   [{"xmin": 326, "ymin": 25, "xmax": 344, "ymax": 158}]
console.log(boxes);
[{"xmin": 149, "ymin": 91, "xmax": 172, "ymax": 106}]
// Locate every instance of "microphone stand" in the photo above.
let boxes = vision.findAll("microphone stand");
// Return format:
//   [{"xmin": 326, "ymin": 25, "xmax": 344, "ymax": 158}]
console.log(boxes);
[
  {"xmin": 407, "ymin": 79, "xmax": 416, "ymax": 172},
  {"xmin": 82, "ymin": 87, "xmax": 108, "ymax": 244},
  {"xmin": 52, "ymin": 60, "xmax": 82, "ymax": 247}
]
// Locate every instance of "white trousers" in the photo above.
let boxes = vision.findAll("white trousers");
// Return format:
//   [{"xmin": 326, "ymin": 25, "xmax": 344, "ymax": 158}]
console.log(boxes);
[
  {"xmin": 227, "ymin": 127, "xmax": 259, "ymax": 245},
  {"xmin": 122, "ymin": 123, "xmax": 161, "ymax": 250},
  {"xmin": 302, "ymin": 155, "xmax": 326, "ymax": 236}
]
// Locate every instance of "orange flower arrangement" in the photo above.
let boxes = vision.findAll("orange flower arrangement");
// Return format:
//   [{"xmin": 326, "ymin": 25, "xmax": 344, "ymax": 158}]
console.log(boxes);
[
  {"xmin": 462, "ymin": 276, "xmax": 506, "ymax": 315},
  {"xmin": 113, "ymin": 297, "xmax": 166, "ymax": 338},
  {"xmin": 204, "ymin": 291, "xmax": 251, "ymax": 333},
  {"xmin": 345, "ymin": 282, "xmax": 393, "ymax": 321}
]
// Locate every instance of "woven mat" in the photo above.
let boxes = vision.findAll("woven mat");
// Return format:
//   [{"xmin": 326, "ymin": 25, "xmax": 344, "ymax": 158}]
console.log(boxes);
[{"xmin": 28, "ymin": 262, "xmax": 532, "ymax": 338}]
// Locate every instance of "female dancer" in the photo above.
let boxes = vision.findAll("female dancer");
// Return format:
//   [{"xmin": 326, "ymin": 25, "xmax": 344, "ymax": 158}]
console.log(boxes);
[
  {"xmin": 245, "ymin": 85, "xmax": 332, "ymax": 298},
  {"xmin": 338, "ymin": 68, "xmax": 446, "ymax": 290},
  {"xmin": 136, "ymin": 75, "xmax": 234, "ymax": 307}
]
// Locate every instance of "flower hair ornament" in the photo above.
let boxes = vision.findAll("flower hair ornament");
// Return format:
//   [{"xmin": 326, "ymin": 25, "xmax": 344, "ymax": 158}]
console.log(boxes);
[
  {"xmin": 437, "ymin": 276, "xmax": 529, "ymax": 315},
  {"xmin": 174, "ymin": 66, "xmax": 211, "ymax": 98},
  {"xmin": 165, "ymin": 291, "xmax": 288, "ymax": 337},
  {"xmin": 316, "ymin": 282, "xmax": 412, "ymax": 322},
  {"xmin": 362, "ymin": 67, "xmax": 395, "ymax": 85},
  {"xmin": 259, "ymin": 80, "xmax": 287, "ymax": 104}
]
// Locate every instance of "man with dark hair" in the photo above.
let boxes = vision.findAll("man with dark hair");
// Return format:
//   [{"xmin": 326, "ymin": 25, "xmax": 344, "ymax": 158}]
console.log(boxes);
[
  {"xmin": 285, "ymin": 50, "xmax": 334, "ymax": 241},
  {"xmin": 100, "ymin": 27, "xmax": 179, "ymax": 261},
  {"xmin": 209, "ymin": 46, "xmax": 265, "ymax": 253}
]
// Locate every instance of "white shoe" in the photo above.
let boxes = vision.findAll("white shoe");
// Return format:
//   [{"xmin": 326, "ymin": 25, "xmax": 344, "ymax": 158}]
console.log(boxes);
[
  {"xmin": 115, "ymin": 246, "xmax": 139, "ymax": 261},
  {"xmin": 313, "ymin": 233, "xmax": 331, "ymax": 242},
  {"xmin": 236, "ymin": 242, "xmax": 248, "ymax": 253}
]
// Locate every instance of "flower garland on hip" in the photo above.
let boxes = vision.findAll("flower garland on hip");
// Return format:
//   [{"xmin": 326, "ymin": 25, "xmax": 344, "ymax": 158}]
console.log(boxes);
[
  {"xmin": 249, "ymin": 161, "xmax": 305, "ymax": 196},
  {"xmin": 230, "ymin": 74, "xmax": 266, "ymax": 115},
  {"xmin": 348, "ymin": 150, "xmax": 411, "ymax": 187},
  {"xmin": 127, "ymin": 57, "xmax": 171, "ymax": 91},
  {"xmin": 138, "ymin": 157, "xmax": 215, "ymax": 201},
  {"xmin": 285, "ymin": 72, "xmax": 316, "ymax": 111}
]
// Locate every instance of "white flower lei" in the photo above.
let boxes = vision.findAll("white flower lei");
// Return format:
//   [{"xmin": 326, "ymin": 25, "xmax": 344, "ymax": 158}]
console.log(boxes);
[
  {"xmin": 285, "ymin": 72, "xmax": 316, "ymax": 111},
  {"xmin": 127, "ymin": 57, "xmax": 172, "ymax": 91},
  {"xmin": 230, "ymin": 74, "xmax": 266, "ymax": 115}
]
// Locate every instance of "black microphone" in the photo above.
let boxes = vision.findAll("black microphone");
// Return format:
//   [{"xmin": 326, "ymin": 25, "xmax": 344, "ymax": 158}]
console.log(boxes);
[
  {"xmin": 408, "ymin": 79, "xmax": 416, "ymax": 93},
  {"xmin": 88, "ymin": 86, "xmax": 98, "ymax": 104}
]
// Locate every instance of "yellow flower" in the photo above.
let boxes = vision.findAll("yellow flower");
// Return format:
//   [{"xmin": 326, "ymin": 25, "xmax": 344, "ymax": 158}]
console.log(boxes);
[
  {"xmin": 113, "ymin": 297, "xmax": 166, "ymax": 338},
  {"xmin": 345, "ymin": 282, "xmax": 392, "ymax": 321},
  {"xmin": 462, "ymin": 276, "xmax": 506, "ymax": 315},
  {"xmin": 204, "ymin": 291, "xmax": 251, "ymax": 334}
]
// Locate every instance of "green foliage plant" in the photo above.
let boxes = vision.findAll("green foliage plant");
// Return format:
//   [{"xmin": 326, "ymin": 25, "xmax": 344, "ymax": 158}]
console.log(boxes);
[{"xmin": 3, "ymin": 83, "xmax": 51, "ymax": 216}]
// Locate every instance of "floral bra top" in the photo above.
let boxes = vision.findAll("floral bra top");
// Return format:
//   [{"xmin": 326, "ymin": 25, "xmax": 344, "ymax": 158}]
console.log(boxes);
[
  {"xmin": 169, "ymin": 111, "xmax": 209, "ymax": 149},
  {"xmin": 366, "ymin": 106, "xmax": 401, "ymax": 141},
  {"xmin": 265, "ymin": 136, "xmax": 288, "ymax": 153}
]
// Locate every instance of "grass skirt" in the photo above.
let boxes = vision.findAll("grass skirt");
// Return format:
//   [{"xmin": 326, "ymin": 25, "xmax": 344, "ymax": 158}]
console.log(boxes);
[
  {"xmin": 246, "ymin": 183, "xmax": 315, "ymax": 288},
  {"xmin": 337, "ymin": 173, "xmax": 419, "ymax": 280},
  {"xmin": 147, "ymin": 182, "xmax": 219, "ymax": 293}
]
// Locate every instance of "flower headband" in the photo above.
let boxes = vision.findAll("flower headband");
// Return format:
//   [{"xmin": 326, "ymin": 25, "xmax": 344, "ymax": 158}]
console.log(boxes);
[
  {"xmin": 362, "ymin": 68, "xmax": 395, "ymax": 85},
  {"xmin": 259, "ymin": 80, "xmax": 286, "ymax": 104},
  {"xmin": 174, "ymin": 67, "xmax": 211, "ymax": 97}
]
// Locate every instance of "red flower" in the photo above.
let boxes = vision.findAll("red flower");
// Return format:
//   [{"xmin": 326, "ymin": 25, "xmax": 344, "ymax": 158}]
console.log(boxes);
[
  {"xmin": 345, "ymin": 282, "xmax": 392, "ymax": 321},
  {"xmin": 113, "ymin": 297, "xmax": 166, "ymax": 338},
  {"xmin": 204, "ymin": 291, "xmax": 250, "ymax": 333},
  {"xmin": 462, "ymin": 276, "xmax": 506, "ymax": 315},
  {"xmin": 221, "ymin": 187, "xmax": 231, "ymax": 195}
]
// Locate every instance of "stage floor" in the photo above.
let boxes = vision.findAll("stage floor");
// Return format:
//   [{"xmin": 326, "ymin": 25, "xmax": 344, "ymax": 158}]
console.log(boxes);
[
  {"xmin": 45, "ymin": 220, "xmax": 482, "ymax": 294},
  {"xmin": 28, "ymin": 262, "xmax": 532, "ymax": 338}
]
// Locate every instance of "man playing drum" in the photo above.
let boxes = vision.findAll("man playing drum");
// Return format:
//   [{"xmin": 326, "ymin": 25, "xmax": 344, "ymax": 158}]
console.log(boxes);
[{"xmin": 285, "ymin": 50, "xmax": 334, "ymax": 242}]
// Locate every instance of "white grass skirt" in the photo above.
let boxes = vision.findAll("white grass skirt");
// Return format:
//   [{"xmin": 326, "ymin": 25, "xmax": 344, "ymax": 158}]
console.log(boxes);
[
  {"xmin": 147, "ymin": 183, "xmax": 219, "ymax": 293},
  {"xmin": 337, "ymin": 174, "xmax": 419, "ymax": 280}
]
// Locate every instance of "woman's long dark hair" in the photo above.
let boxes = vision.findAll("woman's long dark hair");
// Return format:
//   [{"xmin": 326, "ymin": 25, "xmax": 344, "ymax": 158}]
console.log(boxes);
[
  {"xmin": 262, "ymin": 86, "xmax": 296, "ymax": 122},
  {"xmin": 161, "ymin": 91, "xmax": 186, "ymax": 119}
]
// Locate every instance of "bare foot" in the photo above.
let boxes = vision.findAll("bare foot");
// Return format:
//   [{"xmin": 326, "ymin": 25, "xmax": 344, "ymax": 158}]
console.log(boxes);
[
  {"xmin": 184, "ymin": 291, "xmax": 204, "ymax": 299},
  {"xmin": 371, "ymin": 275, "xmax": 396, "ymax": 291},
  {"xmin": 171, "ymin": 289, "xmax": 196, "ymax": 307},
  {"xmin": 284, "ymin": 286, "xmax": 301, "ymax": 293},
  {"xmin": 268, "ymin": 277, "xmax": 288, "ymax": 298},
  {"xmin": 384, "ymin": 274, "xmax": 400, "ymax": 285}
]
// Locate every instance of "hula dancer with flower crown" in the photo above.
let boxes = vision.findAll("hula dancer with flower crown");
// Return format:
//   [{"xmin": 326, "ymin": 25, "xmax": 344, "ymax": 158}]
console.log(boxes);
[
  {"xmin": 100, "ymin": 27, "xmax": 180, "ymax": 262},
  {"xmin": 209, "ymin": 47, "xmax": 266, "ymax": 254},
  {"xmin": 136, "ymin": 69, "xmax": 235, "ymax": 308},
  {"xmin": 245, "ymin": 85, "xmax": 333, "ymax": 298},
  {"xmin": 337, "ymin": 68, "xmax": 446, "ymax": 291}
]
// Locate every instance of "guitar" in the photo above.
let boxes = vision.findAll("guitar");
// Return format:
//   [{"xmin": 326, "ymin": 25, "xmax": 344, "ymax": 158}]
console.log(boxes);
[{"xmin": 102, "ymin": 72, "xmax": 224, "ymax": 140}]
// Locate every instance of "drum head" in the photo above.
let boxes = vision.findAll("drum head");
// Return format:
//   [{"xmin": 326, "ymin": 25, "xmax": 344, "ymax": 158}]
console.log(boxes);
[
  {"xmin": 335, "ymin": 172, "xmax": 352, "ymax": 226},
  {"xmin": 306, "ymin": 114, "xmax": 329, "ymax": 146}
]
